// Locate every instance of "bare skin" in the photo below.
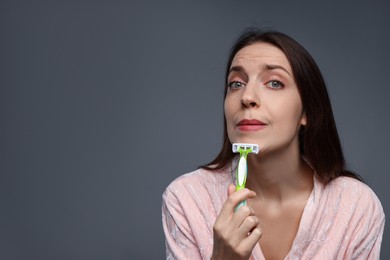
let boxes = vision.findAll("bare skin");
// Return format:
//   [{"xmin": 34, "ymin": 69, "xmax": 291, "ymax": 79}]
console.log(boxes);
[
  {"xmin": 212, "ymin": 42, "xmax": 314, "ymax": 259},
  {"xmin": 211, "ymin": 185, "xmax": 262, "ymax": 260},
  {"xmin": 212, "ymin": 149, "xmax": 313, "ymax": 260},
  {"xmin": 246, "ymin": 153, "xmax": 313, "ymax": 260}
]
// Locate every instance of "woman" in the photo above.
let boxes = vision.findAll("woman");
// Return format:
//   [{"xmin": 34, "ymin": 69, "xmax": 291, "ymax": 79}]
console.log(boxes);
[{"xmin": 162, "ymin": 29, "xmax": 385, "ymax": 259}]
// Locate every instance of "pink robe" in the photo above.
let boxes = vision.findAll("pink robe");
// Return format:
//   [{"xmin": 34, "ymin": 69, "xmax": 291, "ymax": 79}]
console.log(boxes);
[{"xmin": 162, "ymin": 165, "xmax": 385, "ymax": 259}]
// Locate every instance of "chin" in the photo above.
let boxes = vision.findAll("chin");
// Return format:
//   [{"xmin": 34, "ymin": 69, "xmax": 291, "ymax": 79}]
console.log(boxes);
[{"xmin": 231, "ymin": 138, "xmax": 261, "ymax": 147}]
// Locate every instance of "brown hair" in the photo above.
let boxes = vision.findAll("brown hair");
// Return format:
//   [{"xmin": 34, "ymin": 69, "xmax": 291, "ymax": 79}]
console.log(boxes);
[{"xmin": 201, "ymin": 28, "xmax": 361, "ymax": 183}]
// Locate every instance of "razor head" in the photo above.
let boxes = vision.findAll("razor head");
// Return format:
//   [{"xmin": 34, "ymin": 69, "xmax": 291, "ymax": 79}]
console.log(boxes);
[{"xmin": 232, "ymin": 143, "xmax": 259, "ymax": 154}]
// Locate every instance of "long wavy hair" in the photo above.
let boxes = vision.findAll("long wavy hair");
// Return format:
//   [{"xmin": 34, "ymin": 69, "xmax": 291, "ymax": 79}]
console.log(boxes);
[{"xmin": 201, "ymin": 28, "xmax": 361, "ymax": 184}]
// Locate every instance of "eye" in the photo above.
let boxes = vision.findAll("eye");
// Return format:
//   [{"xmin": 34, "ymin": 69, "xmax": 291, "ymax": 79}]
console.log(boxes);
[
  {"xmin": 228, "ymin": 81, "xmax": 246, "ymax": 89},
  {"xmin": 265, "ymin": 80, "xmax": 284, "ymax": 89}
]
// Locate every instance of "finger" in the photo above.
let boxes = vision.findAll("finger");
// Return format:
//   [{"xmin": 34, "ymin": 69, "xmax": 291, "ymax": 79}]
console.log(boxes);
[
  {"xmin": 229, "ymin": 206, "xmax": 257, "ymax": 242},
  {"xmin": 232, "ymin": 227, "xmax": 262, "ymax": 259},
  {"xmin": 232, "ymin": 216, "xmax": 259, "ymax": 248},
  {"xmin": 216, "ymin": 204, "xmax": 254, "ymax": 242},
  {"xmin": 233, "ymin": 205, "xmax": 255, "ymax": 222},
  {"xmin": 219, "ymin": 188, "xmax": 256, "ymax": 218},
  {"xmin": 237, "ymin": 215, "xmax": 259, "ymax": 238},
  {"xmin": 240, "ymin": 227, "xmax": 262, "ymax": 252},
  {"xmin": 228, "ymin": 184, "xmax": 236, "ymax": 196}
]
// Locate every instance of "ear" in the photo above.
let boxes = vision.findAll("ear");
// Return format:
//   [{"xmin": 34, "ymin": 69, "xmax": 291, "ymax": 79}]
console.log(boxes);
[{"xmin": 300, "ymin": 112, "xmax": 307, "ymax": 126}]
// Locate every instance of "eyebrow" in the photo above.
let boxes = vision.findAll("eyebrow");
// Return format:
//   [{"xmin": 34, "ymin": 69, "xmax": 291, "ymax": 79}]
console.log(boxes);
[
  {"xmin": 229, "ymin": 65, "xmax": 245, "ymax": 74},
  {"xmin": 228, "ymin": 64, "xmax": 291, "ymax": 76},
  {"xmin": 264, "ymin": 64, "xmax": 291, "ymax": 76}
]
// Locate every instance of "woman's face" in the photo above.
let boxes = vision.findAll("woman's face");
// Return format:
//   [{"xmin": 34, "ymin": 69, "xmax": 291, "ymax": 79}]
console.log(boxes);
[{"xmin": 224, "ymin": 42, "xmax": 306, "ymax": 155}]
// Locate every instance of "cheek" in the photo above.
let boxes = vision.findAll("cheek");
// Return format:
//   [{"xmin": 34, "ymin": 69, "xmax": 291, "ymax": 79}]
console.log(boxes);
[
  {"xmin": 284, "ymin": 106, "xmax": 303, "ymax": 129},
  {"xmin": 224, "ymin": 97, "xmax": 233, "ymax": 123},
  {"xmin": 224, "ymin": 97, "xmax": 236, "ymax": 138},
  {"xmin": 270, "ymin": 95, "xmax": 303, "ymax": 128}
]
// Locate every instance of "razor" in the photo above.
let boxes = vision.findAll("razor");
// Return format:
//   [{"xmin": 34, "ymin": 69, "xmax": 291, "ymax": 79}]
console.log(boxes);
[{"xmin": 232, "ymin": 143, "xmax": 259, "ymax": 210}]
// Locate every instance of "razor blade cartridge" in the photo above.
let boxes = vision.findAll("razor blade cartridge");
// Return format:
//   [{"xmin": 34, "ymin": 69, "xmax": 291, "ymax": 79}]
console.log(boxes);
[{"xmin": 232, "ymin": 143, "xmax": 259, "ymax": 154}]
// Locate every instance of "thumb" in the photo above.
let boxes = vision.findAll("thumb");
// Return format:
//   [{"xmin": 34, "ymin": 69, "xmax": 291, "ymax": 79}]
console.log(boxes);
[{"xmin": 228, "ymin": 184, "xmax": 236, "ymax": 196}]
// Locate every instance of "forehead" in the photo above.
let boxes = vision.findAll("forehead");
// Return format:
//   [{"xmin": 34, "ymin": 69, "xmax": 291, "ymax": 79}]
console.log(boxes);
[{"xmin": 231, "ymin": 42, "xmax": 292, "ymax": 72}]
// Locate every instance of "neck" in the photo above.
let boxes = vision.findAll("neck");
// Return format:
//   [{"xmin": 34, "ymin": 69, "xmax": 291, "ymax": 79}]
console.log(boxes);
[{"xmin": 245, "ymin": 142, "xmax": 313, "ymax": 202}]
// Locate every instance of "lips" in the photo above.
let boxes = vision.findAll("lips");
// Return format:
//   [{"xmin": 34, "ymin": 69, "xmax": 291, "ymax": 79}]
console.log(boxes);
[{"xmin": 237, "ymin": 119, "xmax": 267, "ymax": 131}]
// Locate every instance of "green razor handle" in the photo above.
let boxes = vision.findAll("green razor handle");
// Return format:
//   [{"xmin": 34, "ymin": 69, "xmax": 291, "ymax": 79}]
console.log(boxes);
[{"xmin": 232, "ymin": 143, "xmax": 259, "ymax": 211}]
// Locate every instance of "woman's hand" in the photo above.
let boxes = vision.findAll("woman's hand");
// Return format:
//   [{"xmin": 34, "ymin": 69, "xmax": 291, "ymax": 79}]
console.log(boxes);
[{"xmin": 211, "ymin": 184, "xmax": 262, "ymax": 260}]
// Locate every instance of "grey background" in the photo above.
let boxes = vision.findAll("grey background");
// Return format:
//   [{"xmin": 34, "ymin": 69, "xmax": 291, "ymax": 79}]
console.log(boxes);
[{"xmin": 1, "ymin": 0, "xmax": 389, "ymax": 259}]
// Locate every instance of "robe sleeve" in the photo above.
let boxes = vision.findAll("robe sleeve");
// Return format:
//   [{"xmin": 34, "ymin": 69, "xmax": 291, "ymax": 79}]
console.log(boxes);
[
  {"xmin": 351, "ymin": 187, "xmax": 385, "ymax": 259},
  {"xmin": 162, "ymin": 187, "xmax": 203, "ymax": 260}
]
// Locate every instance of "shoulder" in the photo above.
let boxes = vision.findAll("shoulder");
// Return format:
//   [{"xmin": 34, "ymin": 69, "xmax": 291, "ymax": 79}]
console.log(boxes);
[
  {"xmin": 164, "ymin": 166, "xmax": 233, "ymax": 192},
  {"xmin": 162, "ymin": 167, "xmax": 233, "ymax": 204},
  {"xmin": 325, "ymin": 176, "xmax": 384, "ymax": 219},
  {"xmin": 327, "ymin": 176, "xmax": 380, "ymax": 202}
]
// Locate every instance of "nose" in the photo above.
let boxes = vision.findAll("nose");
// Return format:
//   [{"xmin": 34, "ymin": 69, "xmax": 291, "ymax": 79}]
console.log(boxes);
[{"xmin": 241, "ymin": 83, "xmax": 260, "ymax": 109}]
